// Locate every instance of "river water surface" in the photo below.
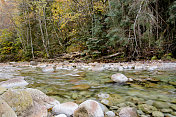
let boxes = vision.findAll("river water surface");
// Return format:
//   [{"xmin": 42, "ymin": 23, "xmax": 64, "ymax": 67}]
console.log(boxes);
[{"xmin": 0, "ymin": 65, "xmax": 176, "ymax": 112}]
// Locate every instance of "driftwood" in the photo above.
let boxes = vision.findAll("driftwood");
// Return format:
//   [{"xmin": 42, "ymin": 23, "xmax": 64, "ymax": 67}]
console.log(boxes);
[{"xmin": 101, "ymin": 52, "xmax": 122, "ymax": 59}]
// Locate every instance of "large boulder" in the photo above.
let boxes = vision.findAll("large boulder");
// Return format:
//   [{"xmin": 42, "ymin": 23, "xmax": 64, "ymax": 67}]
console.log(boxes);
[
  {"xmin": 119, "ymin": 107, "xmax": 138, "ymax": 117},
  {"xmin": 52, "ymin": 102, "xmax": 78, "ymax": 116},
  {"xmin": 74, "ymin": 100, "xmax": 104, "ymax": 117},
  {"xmin": 111, "ymin": 73, "xmax": 128, "ymax": 83},
  {"xmin": 0, "ymin": 98, "xmax": 17, "ymax": 117},
  {"xmin": 0, "ymin": 78, "xmax": 29, "ymax": 88},
  {"xmin": 0, "ymin": 86, "xmax": 7, "ymax": 94},
  {"xmin": 1, "ymin": 89, "xmax": 33, "ymax": 116},
  {"xmin": 24, "ymin": 101, "xmax": 48, "ymax": 117},
  {"xmin": 25, "ymin": 88, "xmax": 60, "ymax": 109}
]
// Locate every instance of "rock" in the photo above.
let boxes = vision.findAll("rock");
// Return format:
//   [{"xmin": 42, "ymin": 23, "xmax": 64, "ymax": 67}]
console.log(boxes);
[
  {"xmin": 9, "ymin": 62, "xmax": 17, "ymax": 66},
  {"xmin": 99, "ymin": 103, "xmax": 109, "ymax": 113},
  {"xmin": 52, "ymin": 102, "xmax": 78, "ymax": 116},
  {"xmin": 1, "ymin": 89, "xmax": 33, "ymax": 116},
  {"xmin": 137, "ymin": 110, "xmax": 144, "ymax": 115},
  {"xmin": 145, "ymin": 100, "xmax": 154, "ymax": 106},
  {"xmin": 42, "ymin": 65, "xmax": 56, "ymax": 72},
  {"xmin": 25, "ymin": 88, "xmax": 60, "ymax": 109},
  {"xmin": 0, "ymin": 86, "xmax": 7, "ymax": 94},
  {"xmin": 171, "ymin": 98, "xmax": 176, "ymax": 104},
  {"xmin": 153, "ymin": 101, "xmax": 170, "ymax": 109},
  {"xmin": 105, "ymin": 111, "xmax": 115, "ymax": 117},
  {"xmin": 169, "ymin": 82, "xmax": 176, "ymax": 86},
  {"xmin": 30, "ymin": 61, "xmax": 38, "ymax": 66},
  {"xmin": 141, "ymin": 115, "xmax": 149, "ymax": 117},
  {"xmin": 74, "ymin": 100, "xmax": 104, "ymax": 117},
  {"xmin": 25, "ymin": 101, "xmax": 48, "ymax": 117},
  {"xmin": 55, "ymin": 114, "xmax": 67, "ymax": 117},
  {"xmin": 138, "ymin": 104, "xmax": 157, "ymax": 114},
  {"xmin": 71, "ymin": 84, "xmax": 91, "ymax": 90},
  {"xmin": 111, "ymin": 73, "xmax": 128, "ymax": 83},
  {"xmin": 119, "ymin": 107, "xmax": 138, "ymax": 117},
  {"xmin": 0, "ymin": 78, "xmax": 29, "ymax": 88},
  {"xmin": 171, "ymin": 111, "xmax": 176, "ymax": 116},
  {"xmin": 98, "ymin": 93, "xmax": 110, "ymax": 99},
  {"xmin": 117, "ymin": 103, "xmax": 127, "ymax": 108},
  {"xmin": 127, "ymin": 97, "xmax": 144, "ymax": 105},
  {"xmin": 0, "ymin": 98, "xmax": 17, "ymax": 117},
  {"xmin": 152, "ymin": 111, "xmax": 164, "ymax": 117},
  {"xmin": 170, "ymin": 104, "xmax": 176, "ymax": 111},
  {"xmin": 125, "ymin": 102, "xmax": 136, "ymax": 107},
  {"xmin": 161, "ymin": 109, "xmax": 172, "ymax": 113},
  {"xmin": 101, "ymin": 94, "xmax": 125, "ymax": 106}
]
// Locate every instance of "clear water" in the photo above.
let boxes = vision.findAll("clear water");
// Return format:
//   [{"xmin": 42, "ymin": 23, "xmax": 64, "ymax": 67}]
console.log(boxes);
[
  {"xmin": 17, "ymin": 67, "xmax": 176, "ymax": 104},
  {"xmin": 0, "ymin": 66, "xmax": 176, "ymax": 105}
]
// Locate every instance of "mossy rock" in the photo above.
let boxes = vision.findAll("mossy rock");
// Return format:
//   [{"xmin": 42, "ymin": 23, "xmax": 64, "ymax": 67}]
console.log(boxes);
[
  {"xmin": 138, "ymin": 104, "xmax": 157, "ymax": 114},
  {"xmin": 0, "ymin": 86, "xmax": 7, "ymax": 95},
  {"xmin": 1, "ymin": 89, "xmax": 33, "ymax": 116},
  {"xmin": 152, "ymin": 111, "xmax": 164, "ymax": 117},
  {"xmin": 153, "ymin": 101, "xmax": 170, "ymax": 109},
  {"xmin": 101, "ymin": 94, "xmax": 125, "ymax": 106}
]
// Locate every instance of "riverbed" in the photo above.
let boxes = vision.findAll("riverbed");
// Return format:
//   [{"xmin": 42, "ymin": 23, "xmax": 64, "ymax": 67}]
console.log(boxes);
[{"xmin": 0, "ymin": 62, "xmax": 176, "ymax": 116}]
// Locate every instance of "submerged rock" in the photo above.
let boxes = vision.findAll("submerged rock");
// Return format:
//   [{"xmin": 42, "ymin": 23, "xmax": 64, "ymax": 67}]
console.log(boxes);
[
  {"xmin": 0, "ymin": 98, "xmax": 17, "ymax": 117},
  {"xmin": 171, "ymin": 104, "xmax": 176, "ymax": 111},
  {"xmin": 0, "ymin": 78, "xmax": 29, "ymax": 88},
  {"xmin": 100, "ymin": 94, "xmax": 125, "ymax": 106},
  {"xmin": 161, "ymin": 109, "xmax": 172, "ymax": 113},
  {"xmin": 74, "ymin": 100, "xmax": 104, "ymax": 117},
  {"xmin": 111, "ymin": 73, "xmax": 128, "ymax": 83},
  {"xmin": 152, "ymin": 111, "xmax": 164, "ymax": 117},
  {"xmin": 71, "ymin": 84, "xmax": 91, "ymax": 90},
  {"xmin": 119, "ymin": 107, "xmax": 138, "ymax": 117},
  {"xmin": 1, "ymin": 89, "xmax": 33, "ymax": 116},
  {"xmin": 25, "ymin": 88, "xmax": 60, "ymax": 109},
  {"xmin": 138, "ymin": 104, "xmax": 157, "ymax": 114},
  {"xmin": 52, "ymin": 102, "xmax": 78, "ymax": 116},
  {"xmin": 153, "ymin": 101, "xmax": 170, "ymax": 109}
]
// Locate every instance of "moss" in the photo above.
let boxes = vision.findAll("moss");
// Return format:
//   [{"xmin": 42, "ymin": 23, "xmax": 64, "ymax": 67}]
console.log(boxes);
[
  {"xmin": 1, "ymin": 89, "xmax": 33, "ymax": 116},
  {"xmin": 151, "ymin": 56, "xmax": 157, "ymax": 60}
]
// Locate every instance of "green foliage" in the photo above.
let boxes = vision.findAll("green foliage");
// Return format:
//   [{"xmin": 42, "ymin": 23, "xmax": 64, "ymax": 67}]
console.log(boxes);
[{"xmin": 0, "ymin": 0, "xmax": 175, "ymax": 61}]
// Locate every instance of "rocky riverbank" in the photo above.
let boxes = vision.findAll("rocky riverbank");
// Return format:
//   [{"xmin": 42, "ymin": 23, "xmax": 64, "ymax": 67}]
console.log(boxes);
[
  {"xmin": 0, "ymin": 61, "xmax": 176, "ymax": 117},
  {"xmin": 2, "ymin": 61, "xmax": 176, "ymax": 72},
  {"xmin": 1, "ymin": 77, "xmax": 175, "ymax": 117}
]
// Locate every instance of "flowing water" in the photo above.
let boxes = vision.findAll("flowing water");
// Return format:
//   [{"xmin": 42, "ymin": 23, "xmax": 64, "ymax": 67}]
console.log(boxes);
[
  {"xmin": 17, "ymin": 66, "xmax": 176, "ymax": 104},
  {"xmin": 0, "ymin": 65, "xmax": 176, "ymax": 110}
]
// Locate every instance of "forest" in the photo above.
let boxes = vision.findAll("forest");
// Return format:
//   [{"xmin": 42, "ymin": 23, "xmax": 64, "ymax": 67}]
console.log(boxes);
[{"xmin": 0, "ymin": 0, "xmax": 176, "ymax": 62}]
